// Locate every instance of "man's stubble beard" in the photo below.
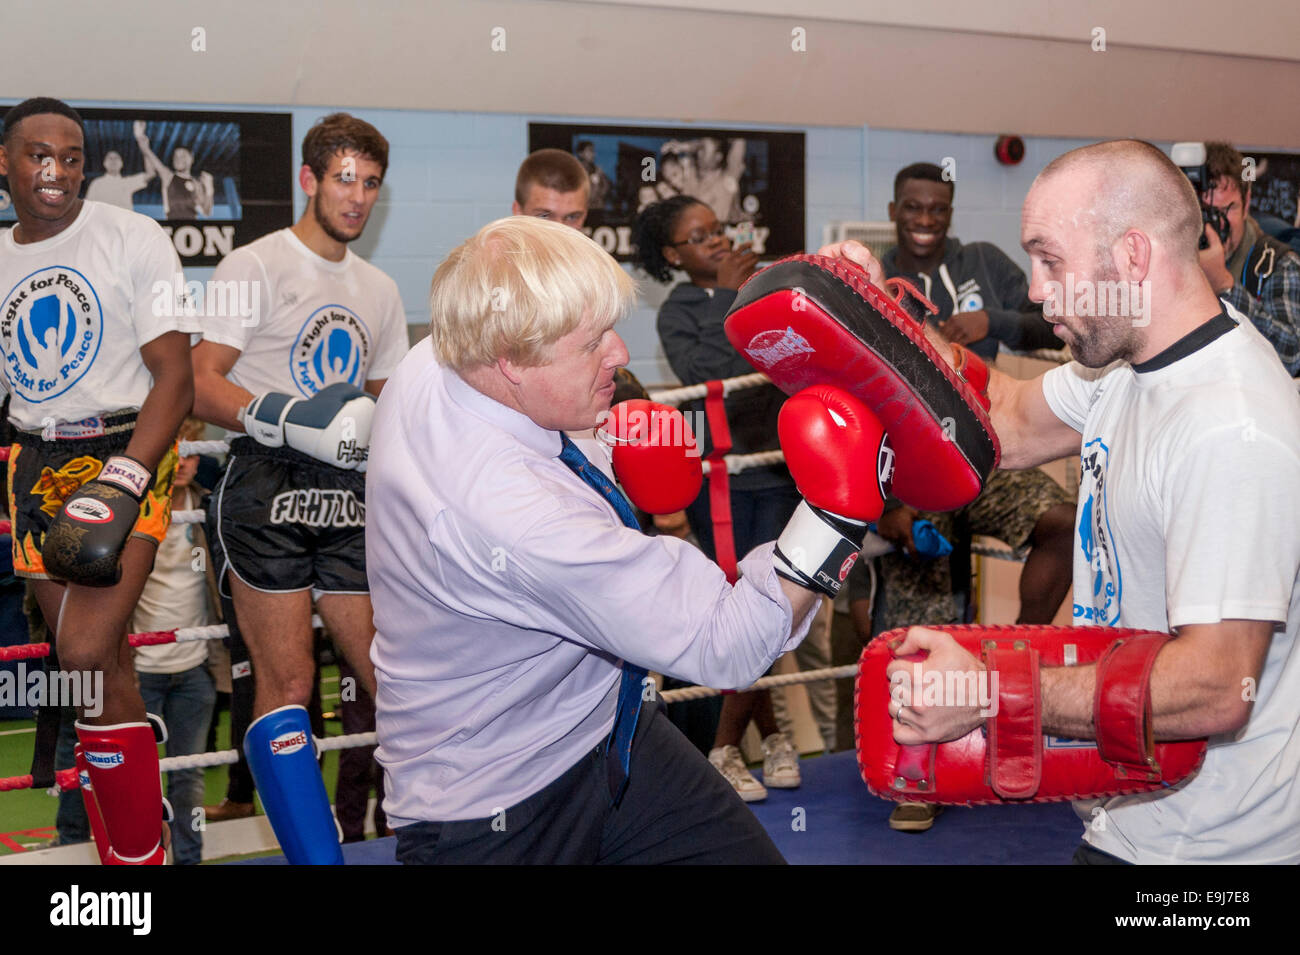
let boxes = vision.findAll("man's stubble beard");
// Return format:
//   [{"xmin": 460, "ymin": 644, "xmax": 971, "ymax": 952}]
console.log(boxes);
[
  {"xmin": 313, "ymin": 197, "xmax": 362, "ymax": 245},
  {"xmin": 1068, "ymin": 257, "xmax": 1144, "ymax": 368}
]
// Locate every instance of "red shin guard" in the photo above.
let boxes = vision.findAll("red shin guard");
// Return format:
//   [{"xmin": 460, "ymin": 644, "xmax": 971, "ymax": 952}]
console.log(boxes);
[
  {"xmin": 73, "ymin": 743, "xmax": 114, "ymax": 865},
  {"xmin": 75, "ymin": 721, "xmax": 166, "ymax": 864}
]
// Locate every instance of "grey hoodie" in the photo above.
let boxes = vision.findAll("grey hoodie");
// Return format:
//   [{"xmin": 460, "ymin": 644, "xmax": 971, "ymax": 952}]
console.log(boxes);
[{"xmin": 881, "ymin": 237, "xmax": 1064, "ymax": 361}]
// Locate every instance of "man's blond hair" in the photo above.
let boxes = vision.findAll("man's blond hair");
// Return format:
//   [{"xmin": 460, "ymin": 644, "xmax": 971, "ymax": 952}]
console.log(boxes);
[{"xmin": 430, "ymin": 216, "xmax": 634, "ymax": 371}]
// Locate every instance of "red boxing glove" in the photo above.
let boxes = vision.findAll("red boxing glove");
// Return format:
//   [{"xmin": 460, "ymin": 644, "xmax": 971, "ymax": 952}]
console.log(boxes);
[
  {"xmin": 597, "ymin": 399, "xmax": 703, "ymax": 514},
  {"xmin": 781, "ymin": 385, "xmax": 892, "ymax": 519},
  {"xmin": 773, "ymin": 385, "xmax": 892, "ymax": 596}
]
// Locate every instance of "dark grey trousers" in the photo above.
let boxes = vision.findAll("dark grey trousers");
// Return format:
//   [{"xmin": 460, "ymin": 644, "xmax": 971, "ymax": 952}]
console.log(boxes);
[{"xmin": 395, "ymin": 702, "xmax": 786, "ymax": 865}]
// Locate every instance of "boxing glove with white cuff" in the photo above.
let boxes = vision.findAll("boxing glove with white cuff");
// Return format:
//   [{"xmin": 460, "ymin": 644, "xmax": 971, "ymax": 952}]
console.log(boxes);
[
  {"xmin": 774, "ymin": 385, "xmax": 892, "ymax": 597},
  {"xmin": 243, "ymin": 382, "xmax": 375, "ymax": 471}
]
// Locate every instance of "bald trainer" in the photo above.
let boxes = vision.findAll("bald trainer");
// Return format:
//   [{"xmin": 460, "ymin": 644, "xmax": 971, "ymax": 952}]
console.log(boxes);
[{"xmin": 827, "ymin": 139, "xmax": 1300, "ymax": 865}]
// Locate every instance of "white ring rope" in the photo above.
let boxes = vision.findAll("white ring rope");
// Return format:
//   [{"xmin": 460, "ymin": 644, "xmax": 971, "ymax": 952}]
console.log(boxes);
[
  {"xmin": 701, "ymin": 449, "xmax": 786, "ymax": 475},
  {"xmin": 156, "ymin": 731, "xmax": 378, "ymax": 773},
  {"xmin": 648, "ymin": 372, "xmax": 771, "ymax": 406},
  {"xmin": 179, "ymin": 439, "xmax": 231, "ymax": 456},
  {"xmin": 134, "ymin": 616, "xmax": 323, "ymax": 646},
  {"xmin": 659, "ymin": 663, "xmax": 858, "ymax": 703}
]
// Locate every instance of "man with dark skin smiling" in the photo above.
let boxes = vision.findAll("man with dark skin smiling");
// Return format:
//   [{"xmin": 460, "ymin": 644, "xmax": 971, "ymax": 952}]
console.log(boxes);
[
  {"xmin": 0, "ymin": 97, "xmax": 196, "ymax": 864},
  {"xmin": 885, "ymin": 162, "xmax": 1063, "ymax": 358},
  {"xmin": 856, "ymin": 162, "xmax": 1075, "ymax": 833}
]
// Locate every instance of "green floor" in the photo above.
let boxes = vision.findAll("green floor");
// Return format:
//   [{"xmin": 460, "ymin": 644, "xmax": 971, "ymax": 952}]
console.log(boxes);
[{"xmin": 0, "ymin": 665, "xmax": 352, "ymax": 857}]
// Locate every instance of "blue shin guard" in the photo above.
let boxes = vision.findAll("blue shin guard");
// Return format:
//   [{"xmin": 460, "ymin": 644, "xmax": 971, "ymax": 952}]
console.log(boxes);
[{"xmin": 244, "ymin": 705, "xmax": 344, "ymax": 865}]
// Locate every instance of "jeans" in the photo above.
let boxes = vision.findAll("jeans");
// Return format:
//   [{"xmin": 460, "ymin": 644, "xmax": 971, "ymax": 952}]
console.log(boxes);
[
  {"xmin": 55, "ymin": 707, "xmax": 89, "ymax": 844},
  {"xmin": 138, "ymin": 665, "xmax": 217, "ymax": 865}
]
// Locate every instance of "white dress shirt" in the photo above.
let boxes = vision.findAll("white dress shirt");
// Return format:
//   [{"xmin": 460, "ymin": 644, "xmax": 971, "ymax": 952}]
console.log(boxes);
[{"xmin": 367, "ymin": 338, "xmax": 817, "ymax": 824}]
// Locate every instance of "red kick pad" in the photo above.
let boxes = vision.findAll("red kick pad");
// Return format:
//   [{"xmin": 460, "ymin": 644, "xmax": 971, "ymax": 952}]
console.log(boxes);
[
  {"xmin": 724, "ymin": 254, "xmax": 999, "ymax": 511},
  {"xmin": 855, "ymin": 625, "xmax": 1207, "ymax": 806}
]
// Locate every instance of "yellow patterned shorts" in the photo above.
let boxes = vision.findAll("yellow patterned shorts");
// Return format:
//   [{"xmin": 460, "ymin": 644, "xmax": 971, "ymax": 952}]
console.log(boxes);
[{"xmin": 7, "ymin": 413, "xmax": 177, "ymax": 579}]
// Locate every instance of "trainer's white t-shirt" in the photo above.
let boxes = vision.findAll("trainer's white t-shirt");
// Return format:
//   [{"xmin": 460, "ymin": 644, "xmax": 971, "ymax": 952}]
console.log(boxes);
[
  {"xmin": 1042, "ymin": 306, "xmax": 1300, "ymax": 864},
  {"xmin": 0, "ymin": 201, "xmax": 194, "ymax": 431},
  {"xmin": 199, "ymin": 229, "xmax": 408, "ymax": 398},
  {"xmin": 85, "ymin": 172, "xmax": 151, "ymax": 211}
]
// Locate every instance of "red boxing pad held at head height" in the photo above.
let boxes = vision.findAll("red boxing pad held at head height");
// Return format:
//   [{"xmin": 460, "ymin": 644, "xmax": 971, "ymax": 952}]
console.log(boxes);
[
  {"xmin": 597, "ymin": 399, "xmax": 704, "ymax": 514},
  {"xmin": 724, "ymin": 254, "xmax": 999, "ymax": 512}
]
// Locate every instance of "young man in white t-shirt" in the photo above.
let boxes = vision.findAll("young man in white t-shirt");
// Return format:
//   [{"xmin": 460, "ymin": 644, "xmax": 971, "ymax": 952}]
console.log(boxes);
[
  {"xmin": 0, "ymin": 97, "xmax": 197, "ymax": 865},
  {"xmin": 827, "ymin": 139, "xmax": 1300, "ymax": 864},
  {"xmin": 191, "ymin": 113, "xmax": 408, "ymax": 864}
]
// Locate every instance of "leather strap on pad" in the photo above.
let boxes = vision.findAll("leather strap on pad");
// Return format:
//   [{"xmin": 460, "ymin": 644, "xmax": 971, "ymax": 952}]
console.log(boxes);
[
  {"xmin": 985, "ymin": 642, "xmax": 1041, "ymax": 799},
  {"xmin": 1094, "ymin": 632, "xmax": 1171, "ymax": 780}
]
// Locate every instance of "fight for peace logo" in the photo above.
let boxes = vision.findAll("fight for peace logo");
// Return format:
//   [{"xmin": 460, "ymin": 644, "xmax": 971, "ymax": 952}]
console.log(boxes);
[
  {"xmin": 289, "ymin": 305, "xmax": 372, "ymax": 396},
  {"xmin": 1, "ymin": 267, "xmax": 104, "ymax": 402},
  {"xmin": 1074, "ymin": 437, "xmax": 1122, "ymax": 625}
]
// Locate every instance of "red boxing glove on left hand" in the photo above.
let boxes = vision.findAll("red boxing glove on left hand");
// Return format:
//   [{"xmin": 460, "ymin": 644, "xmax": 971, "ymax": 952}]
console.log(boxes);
[{"xmin": 598, "ymin": 399, "xmax": 703, "ymax": 514}]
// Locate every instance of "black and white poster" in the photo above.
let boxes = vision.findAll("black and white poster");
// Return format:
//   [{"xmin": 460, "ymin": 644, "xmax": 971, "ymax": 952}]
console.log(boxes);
[
  {"xmin": 1, "ymin": 107, "xmax": 293, "ymax": 266},
  {"xmin": 528, "ymin": 122, "xmax": 805, "ymax": 262}
]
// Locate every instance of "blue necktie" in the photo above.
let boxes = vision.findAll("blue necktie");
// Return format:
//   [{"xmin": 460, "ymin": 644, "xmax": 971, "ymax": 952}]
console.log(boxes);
[{"xmin": 558, "ymin": 433, "xmax": 647, "ymax": 805}]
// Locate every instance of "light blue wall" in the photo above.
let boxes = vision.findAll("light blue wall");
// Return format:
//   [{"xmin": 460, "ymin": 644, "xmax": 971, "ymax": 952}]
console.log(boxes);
[{"xmin": 75, "ymin": 99, "xmax": 1106, "ymax": 384}]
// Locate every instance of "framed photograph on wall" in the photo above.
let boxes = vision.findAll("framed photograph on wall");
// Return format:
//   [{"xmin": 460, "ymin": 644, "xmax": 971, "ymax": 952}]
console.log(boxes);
[
  {"xmin": 528, "ymin": 122, "xmax": 805, "ymax": 262},
  {"xmin": 1, "ymin": 106, "xmax": 294, "ymax": 267},
  {"xmin": 1246, "ymin": 151, "xmax": 1300, "ymax": 234}
]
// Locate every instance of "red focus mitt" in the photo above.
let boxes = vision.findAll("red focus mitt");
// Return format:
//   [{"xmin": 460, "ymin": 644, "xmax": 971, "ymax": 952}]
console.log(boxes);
[
  {"xmin": 724, "ymin": 254, "xmax": 999, "ymax": 512},
  {"xmin": 597, "ymin": 399, "xmax": 703, "ymax": 513},
  {"xmin": 856, "ymin": 625, "xmax": 1207, "ymax": 805}
]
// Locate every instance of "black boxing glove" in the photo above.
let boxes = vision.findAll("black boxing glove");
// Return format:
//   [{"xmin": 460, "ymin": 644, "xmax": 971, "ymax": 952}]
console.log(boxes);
[{"xmin": 42, "ymin": 456, "xmax": 152, "ymax": 587}]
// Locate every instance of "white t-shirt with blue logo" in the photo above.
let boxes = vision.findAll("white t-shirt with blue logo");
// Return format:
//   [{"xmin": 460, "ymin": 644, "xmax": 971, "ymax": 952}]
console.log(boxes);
[
  {"xmin": 0, "ymin": 201, "xmax": 194, "ymax": 431},
  {"xmin": 199, "ymin": 228, "xmax": 408, "ymax": 399},
  {"xmin": 1042, "ymin": 306, "xmax": 1300, "ymax": 863}
]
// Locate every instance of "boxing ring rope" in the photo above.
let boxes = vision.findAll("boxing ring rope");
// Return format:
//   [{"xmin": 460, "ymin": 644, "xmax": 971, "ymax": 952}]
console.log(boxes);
[
  {"xmin": 647, "ymin": 372, "xmax": 772, "ymax": 406},
  {"xmin": 659, "ymin": 663, "xmax": 858, "ymax": 703},
  {"xmin": 0, "ymin": 663, "xmax": 869, "ymax": 792},
  {"xmin": 0, "ymin": 617, "xmax": 324, "ymax": 663},
  {"xmin": 0, "ymin": 731, "xmax": 381, "ymax": 794}
]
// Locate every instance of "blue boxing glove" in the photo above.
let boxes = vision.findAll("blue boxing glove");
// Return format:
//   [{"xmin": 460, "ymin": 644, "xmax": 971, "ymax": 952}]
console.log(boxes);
[
  {"xmin": 862, "ymin": 518, "xmax": 953, "ymax": 559},
  {"xmin": 242, "ymin": 382, "xmax": 375, "ymax": 471},
  {"xmin": 910, "ymin": 519, "xmax": 953, "ymax": 558}
]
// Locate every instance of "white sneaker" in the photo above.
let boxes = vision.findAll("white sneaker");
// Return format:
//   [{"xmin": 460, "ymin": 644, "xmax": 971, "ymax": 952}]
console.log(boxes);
[
  {"xmin": 761, "ymin": 733, "xmax": 801, "ymax": 788},
  {"xmin": 709, "ymin": 745, "xmax": 768, "ymax": 802}
]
